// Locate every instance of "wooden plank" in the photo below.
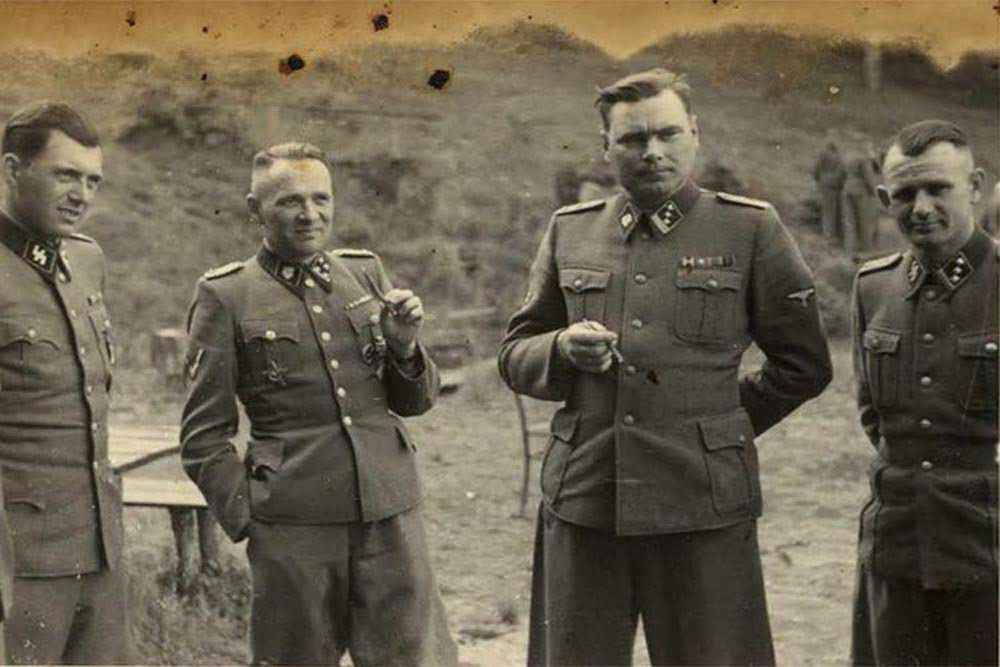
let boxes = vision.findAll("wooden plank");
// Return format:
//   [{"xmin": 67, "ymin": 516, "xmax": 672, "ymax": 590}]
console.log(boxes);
[
  {"xmin": 109, "ymin": 424, "xmax": 180, "ymax": 470},
  {"xmin": 122, "ymin": 476, "xmax": 207, "ymax": 509}
]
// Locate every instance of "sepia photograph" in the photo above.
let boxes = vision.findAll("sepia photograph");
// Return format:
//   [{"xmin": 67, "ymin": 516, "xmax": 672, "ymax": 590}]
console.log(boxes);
[{"xmin": 0, "ymin": 1, "xmax": 996, "ymax": 665}]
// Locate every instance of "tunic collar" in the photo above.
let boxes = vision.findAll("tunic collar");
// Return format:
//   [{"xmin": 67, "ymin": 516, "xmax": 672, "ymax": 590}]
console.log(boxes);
[
  {"xmin": 616, "ymin": 179, "xmax": 701, "ymax": 240},
  {"xmin": 257, "ymin": 245, "xmax": 334, "ymax": 298},
  {"xmin": 904, "ymin": 228, "xmax": 994, "ymax": 300},
  {"xmin": 0, "ymin": 211, "xmax": 70, "ymax": 282}
]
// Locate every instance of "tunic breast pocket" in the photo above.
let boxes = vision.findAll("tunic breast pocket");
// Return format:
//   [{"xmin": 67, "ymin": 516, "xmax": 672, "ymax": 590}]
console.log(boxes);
[
  {"xmin": 239, "ymin": 319, "xmax": 302, "ymax": 386},
  {"xmin": 863, "ymin": 329, "xmax": 902, "ymax": 408},
  {"xmin": 674, "ymin": 268, "xmax": 743, "ymax": 344},
  {"xmin": 87, "ymin": 304, "xmax": 115, "ymax": 386},
  {"xmin": 344, "ymin": 299, "xmax": 388, "ymax": 374},
  {"xmin": 956, "ymin": 332, "xmax": 998, "ymax": 412},
  {"xmin": 0, "ymin": 319, "xmax": 63, "ymax": 393},
  {"xmin": 558, "ymin": 268, "xmax": 611, "ymax": 324}
]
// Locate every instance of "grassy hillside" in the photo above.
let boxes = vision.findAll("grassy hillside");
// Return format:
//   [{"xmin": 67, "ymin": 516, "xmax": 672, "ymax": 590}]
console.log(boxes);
[{"xmin": 0, "ymin": 24, "xmax": 996, "ymax": 369}]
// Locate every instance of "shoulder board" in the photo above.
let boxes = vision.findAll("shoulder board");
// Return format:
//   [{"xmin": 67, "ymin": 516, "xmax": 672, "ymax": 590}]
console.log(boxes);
[
  {"xmin": 67, "ymin": 232, "xmax": 96, "ymax": 244},
  {"xmin": 554, "ymin": 199, "xmax": 606, "ymax": 217},
  {"xmin": 333, "ymin": 248, "xmax": 376, "ymax": 259},
  {"xmin": 858, "ymin": 252, "xmax": 903, "ymax": 276},
  {"xmin": 203, "ymin": 261, "xmax": 244, "ymax": 280},
  {"xmin": 716, "ymin": 192, "xmax": 769, "ymax": 209}
]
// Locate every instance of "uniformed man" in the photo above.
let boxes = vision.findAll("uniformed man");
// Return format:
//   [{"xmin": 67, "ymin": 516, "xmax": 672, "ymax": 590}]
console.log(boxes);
[
  {"xmin": 180, "ymin": 142, "xmax": 457, "ymax": 666},
  {"xmin": 0, "ymin": 102, "xmax": 128, "ymax": 663},
  {"xmin": 499, "ymin": 68, "xmax": 833, "ymax": 666},
  {"xmin": 814, "ymin": 139, "xmax": 847, "ymax": 241},
  {"xmin": 841, "ymin": 142, "xmax": 882, "ymax": 259},
  {"xmin": 850, "ymin": 120, "xmax": 998, "ymax": 666}
]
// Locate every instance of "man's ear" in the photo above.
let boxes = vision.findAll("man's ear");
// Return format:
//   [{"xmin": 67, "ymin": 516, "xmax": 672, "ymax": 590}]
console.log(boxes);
[
  {"xmin": 876, "ymin": 185, "xmax": 892, "ymax": 210},
  {"xmin": 246, "ymin": 192, "xmax": 260, "ymax": 223},
  {"xmin": 601, "ymin": 129, "xmax": 610, "ymax": 160},
  {"xmin": 970, "ymin": 167, "xmax": 986, "ymax": 205},
  {"xmin": 690, "ymin": 114, "xmax": 699, "ymax": 138},
  {"xmin": 2, "ymin": 153, "xmax": 21, "ymax": 189}
]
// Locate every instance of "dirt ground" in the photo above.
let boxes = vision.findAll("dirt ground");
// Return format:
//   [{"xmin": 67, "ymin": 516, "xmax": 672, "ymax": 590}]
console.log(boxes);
[{"xmin": 122, "ymin": 340, "xmax": 869, "ymax": 665}]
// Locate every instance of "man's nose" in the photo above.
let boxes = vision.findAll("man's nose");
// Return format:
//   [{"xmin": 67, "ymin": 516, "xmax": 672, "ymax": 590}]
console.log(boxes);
[
  {"xmin": 912, "ymin": 189, "xmax": 936, "ymax": 218},
  {"xmin": 642, "ymin": 137, "xmax": 668, "ymax": 162}
]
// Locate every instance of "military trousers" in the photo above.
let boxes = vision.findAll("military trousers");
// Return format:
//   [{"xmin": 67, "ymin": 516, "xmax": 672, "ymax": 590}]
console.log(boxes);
[
  {"xmin": 246, "ymin": 507, "xmax": 457, "ymax": 666},
  {"xmin": 4, "ymin": 567, "xmax": 130, "ymax": 665},
  {"xmin": 851, "ymin": 567, "xmax": 998, "ymax": 666},
  {"xmin": 527, "ymin": 505, "xmax": 775, "ymax": 666}
]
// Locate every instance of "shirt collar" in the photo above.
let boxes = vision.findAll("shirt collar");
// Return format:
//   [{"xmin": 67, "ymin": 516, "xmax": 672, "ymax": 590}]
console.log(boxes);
[
  {"xmin": 0, "ymin": 211, "xmax": 69, "ymax": 282},
  {"xmin": 257, "ymin": 246, "xmax": 333, "ymax": 298},
  {"xmin": 904, "ymin": 227, "xmax": 994, "ymax": 299},
  {"xmin": 616, "ymin": 179, "xmax": 701, "ymax": 240}
]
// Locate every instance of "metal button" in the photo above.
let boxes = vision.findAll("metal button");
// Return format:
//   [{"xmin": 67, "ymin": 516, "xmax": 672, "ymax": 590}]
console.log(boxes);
[
  {"xmin": 921, "ymin": 460, "xmax": 934, "ymax": 471},
  {"xmin": 321, "ymin": 332, "xmax": 332, "ymax": 342},
  {"xmin": 58, "ymin": 274, "xmax": 68, "ymax": 283},
  {"xmin": 85, "ymin": 385, "xmax": 93, "ymax": 396},
  {"xmin": 707, "ymin": 278, "xmax": 719, "ymax": 288},
  {"xmin": 69, "ymin": 309, "xmax": 77, "ymax": 318},
  {"xmin": 640, "ymin": 232, "xmax": 651, "ymax": 240},
  {"xmin": 922, "ymin": 333, "xmax": 935, "ymax": 343},
  {"xmin": 336, "ymin": 387, "xmax": 347, "ymax": 398},
  {"xmin": 631, "ymin": 319, "xmax": 643, "ymax": 330},
  {"xmin": 27, "ymin": 328, "xmax": 36, "ymax": 338},
  {"xmin": 92, "ymin": 461, "xmax": 99, "ymax": 470},
  {"xmin": 304, "ymin": 278, "xmax": 316, "ymax": 288},
  {"xmin": 342, "ymin": 416, "xmax": 353, "ymax": 427},
  {"xmin": 634, "ymin": 273, "xmax": 648, "ymax": 284},
  {"xmin": 986, "ymin": 342, "xmax": 998, "ymax": 353},
  {"xmin": 264, "ymin": 330, "xmax": 277, "ymax": 340},
  {"xmin": 311, "ymin": 305, "xmax": 323, "ymax": 314},
  {"xmin": 623, "ymin": 414, "xmax": 635, "ymax": 426},
  {"xmin": 90, "ymin": 423, "xmax": 99, "ymax": 432},
  {"xmin": 925, "ymin": 289, "xmax": 937, "ymax": 300},
  {"xmin": 369, "ymin": 314, "xmax": 380, "ymax": 325},
  {"xmin": 329, "ymin": 359, "xmax": 340, "ymax": 370},
  {"xmin": 79, "ymin": 346, "xmax": 86, "ymax": 356},
  {"xmin": 104, "ymin": 319, "xmax": 111, "ymax": 328},
  {"xmin": 739, "ymin": 434, "xmax": 747, "ymax": 443},
  {"xmin": 920, "ymin": 376, "xmax": 932, "ymax": 387},
  {"xmin": 919, "ymin": 418, "xmax": 932, "ymax": 430},
  {"xmin": 625, "ymin": 365, "xmax": 638, "ymax": 375},
  {"xmin": 572, "ymin": 278, "xmax": 584, "ymax": 289}
]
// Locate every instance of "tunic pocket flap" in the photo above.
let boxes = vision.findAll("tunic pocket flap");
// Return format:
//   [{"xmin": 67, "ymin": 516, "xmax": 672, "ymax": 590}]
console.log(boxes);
[
  {"xmin": 550, "ymin": 408, "xmax": 580, "ymax": 443},
  {"xmin": 240, "ymin": 319, "xmax": 300, "ymax": 344},
  {"xmin": 958, "ymin": 332, "xmax": 998, "ymax": 359},
  {"xmin": 344, "ymin": 299, "xmax": 384, "ymax": 335},
  {"xmin": 698, "ymin": 409, "xmax": 754, "ymax": 451},
  {"xmin": 0, "ymin": 319, "xmax": 59, "ymax": 350},
  {"xmin": 248, "ymin": 440, "xmax": 285, "ymax": 476},
  {"xmin": 863, "ymin": 329, "xmax": 901, "ymax": 355},
  {"xmin": 675, "ymin": 269, "xmax": 741, "ymax": 292},
  {"xmin": 559, "ymin": 268, "xmax": 611, "ymax": 294}
]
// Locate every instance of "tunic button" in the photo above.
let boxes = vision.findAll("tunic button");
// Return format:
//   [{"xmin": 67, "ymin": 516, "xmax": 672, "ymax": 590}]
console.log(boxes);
[
  {"xmin": 925, "ymin": 289, "xmax": 937, "ymax": 300},
  {"xmin": 634, "ymin": 273, "xmax": 648, "ymax": 284},
  {"xmin": 27, "ymin": 328, "xmax": 36, "ymax": 338},
  {"xmin": 631, "ymin": 319, "xmax": 643, "ymax": 330},
  {"xmin": 739, "ymin": 434, "xmax": 747, "ymax": 443},
  {"xmin": 623, "ymin": 414, "xmax": 635, "ymax": 425},
  {"xmin": 85, "ymin": 385, "xmax": 93, "ymax": 396},
  {"xmin": 342, "ymin": 416, "xmax": 353, "ymax": 427},
  {"xmin": 104, "ymin": 319, "xmax": 111, "ymax": 328},
  {"xmin": 919, "ymin": 418, "xmax": 932, "ymax": 430},
  {"xmin": 921, "ymin": 460, "xmax": 934, "ymax": 471},
  {"xmin": 922, "ymin": 333, "xmax": 935, "ymax": 343},
  {"xmin": 79, "ymin": 346, "xmax": 86, "ymax": 356},
  {"xmin": 920, "ymin": 376, "xmax": 932, "ymax": 387},
  {"xmin": 336, "ymin": 387, "xmax": 347, "ymax": 398},
  {"xmin": 264, "ymin": 330, "xmax": 276, "ymax": 340},
  {"xmin": 625, "ymin": 365, "xmax": 638, "ymax": 375},
  {"xmin": 329, "ymin": 359, "xmax": 340, "ymax": 370},
  {"xmin": 707, "ymin": 278, "xmax": 719, "ymax": 288},
  {"xmin": 986, "ymin": 342, "xmax": 998, "ymax": 353},
  {"xmin": 321, "ymin": 332, "xmax": 332, "ymax": 342},
  {"xmin": 369, "ymin": 314, "xmax": 380, "ymax": 325},
  {"xmin": 304, "ymin": 278, "xmax": 316, "ymax": 288},
  {"xmin": 312, "ymin": 305, "xmax": 323, "ymax": 314},
  {"xmin": 640, "ymin": 232, "xmax": 651, "ymax": 240},
  {"xmin": 69, "ymin": 310, "xmax": 77, "ymax": 318},
  {"xmin": 58, "ymin": 274, "xmax": 68, "ymax": 283},
  {"xmin": 90, "ymin": 423, "xmax": 99, "ymax": 432},
  {"xmin": 572, "ymin": 278, "xmax": 584, "ymax": 289}
]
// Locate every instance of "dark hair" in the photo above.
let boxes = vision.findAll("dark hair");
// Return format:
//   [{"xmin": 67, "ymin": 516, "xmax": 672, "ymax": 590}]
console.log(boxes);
[
  {"xmin": 884, "ymin": 119, "xmax": 969, "ymax": 162},
  {"xmin": 595, "ymin": 68, "xmax": 692, "ymax": 132},
  {"xmin": 2, "ymin": 102, "xmax": 100, "ymax": 162},
  {"xmin": 251, "ymin": 142, "xmax": 331, "ymax": 171}
]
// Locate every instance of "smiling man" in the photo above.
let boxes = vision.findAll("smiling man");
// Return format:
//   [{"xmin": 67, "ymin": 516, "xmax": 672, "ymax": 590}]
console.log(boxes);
[
  {"xmin": 180, "ymin": 143, "xmax": 456, "ymax": 666},
  {"xmin": 850, "ymin": 120, "xmax": 998, "ymax": 666},
  {"xmin": 499, "ymin": 69, "xmax": 833, "ymax": 666},
  {"xmin": 0, "ymin": 102, "xmax": 128, "ymax": 664}
]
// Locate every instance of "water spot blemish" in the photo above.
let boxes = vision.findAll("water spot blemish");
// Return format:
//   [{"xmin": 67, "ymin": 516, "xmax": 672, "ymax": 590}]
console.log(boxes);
[
  {"xmin": 279, "ymin": 54, "xmax": 306, "ymax": 75},
  {"xmin": 200, "ymin": 73, "xmax": 208, "ymax": 82},
  {"xmin": 201, "ymin": 25, "xmax": 208, "ymax": 33},
  {"xmin": 125, "ymin": 10, "xmax": 137, "ymax": 27},
  {"xmin": 646, "ymin": 370, "xmax": 661, "ymax": 385},
  {"xmin": 373, "ymin": 13, "xmax": 389, "ymax": 31},
  {"xmin": 427, "ymin": 69, "xmax": 451, "ymax": 90}
]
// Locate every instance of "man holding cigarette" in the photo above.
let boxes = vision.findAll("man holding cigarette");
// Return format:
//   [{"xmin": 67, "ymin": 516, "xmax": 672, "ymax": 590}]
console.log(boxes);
[
  {"xmin": 499, "ymin": 69, "xmax": 832, "ymax": 665},
  {"xmin": 181, "ymin": 142, "xmax": 456, "ymax": 666}
]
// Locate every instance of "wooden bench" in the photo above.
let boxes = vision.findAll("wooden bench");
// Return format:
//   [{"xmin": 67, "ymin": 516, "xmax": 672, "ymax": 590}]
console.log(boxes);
[{"xmin": 109, "ymin": 423, "xmax": 217, "ymax": 593}]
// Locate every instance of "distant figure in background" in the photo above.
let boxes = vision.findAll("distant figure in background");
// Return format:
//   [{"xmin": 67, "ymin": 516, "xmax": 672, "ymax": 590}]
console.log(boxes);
[
  {"xmin": 850, "ymin": 120, "xmax": 998, "ymax": 666},
  {"xmin": 977, "ymin": 180, "xmax": 1000, "ymax": 236},
  {"xmin": 841, "ymin": 142, "xmax": 882, "ymax": 258},
  {"xmin": 181, "ymin": 142, "xmax": 456, "ymax": 666},
  {"xmin": 813, "ymin": 140, "xmax": 847, "ymax": 241},
  {"xmin": 0, "ymin": 103, "xmax": 129, "ymax": 664},
  {"xmin": 554, "ymin": 161, "xmax": 618, "ymax": 207}
]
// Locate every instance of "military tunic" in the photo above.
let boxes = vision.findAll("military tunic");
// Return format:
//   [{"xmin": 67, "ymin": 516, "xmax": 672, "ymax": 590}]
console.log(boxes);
[
  {"xmin": 500, "ymin": 181, "xmax": 832, "ymax": 665},
  {"xmin": 850, "ymin": 228, "xmax": 999, "ymax": 665},
  {"xmin": 181, "ymin": 246, "xmax": 456, "ymax": 666},
  {"xmin": 0, "ymin": 212, "xmax": 128, "ymax": 664}
]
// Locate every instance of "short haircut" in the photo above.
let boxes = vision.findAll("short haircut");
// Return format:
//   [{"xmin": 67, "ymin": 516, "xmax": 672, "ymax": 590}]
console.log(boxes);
[
  {"xmin": 595, "ymin": 68, "xmax": 693, "ymax": 132},
  {"xmin": 250, "ymin": 142, "xmax": 332, "ymax": 193},
  {"xmin": 2, "ymin": 101, "xmax": 100, "ymax": 162},
  {"xmin": 884, "ymin": 119, "xmax": 970, "ymax": 162}
]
